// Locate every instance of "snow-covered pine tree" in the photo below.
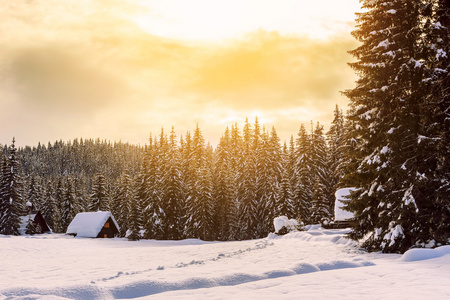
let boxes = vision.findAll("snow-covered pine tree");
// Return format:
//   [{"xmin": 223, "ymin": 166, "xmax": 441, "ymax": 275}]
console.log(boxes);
[
  {"xmin": 410, "ymin": 0, "xmax": 450, "ymax": 245},
  {"xmin": 127, "ymin": 176, "xmax": 142, "ymax": 241},
  {"xmin": 276, "ymin": 163, "xmax": 295, "ymax": 219},
  {"xmin": 0, "ymin": 138, "xmax": 24, "ymax": 235},
  {"xmin": 89, "ymin": 172, "xmax": 109, "ymax": 212},
  {"xmin": 114, "ymin": 171, "xmax": 135, "ymax": 237},
  {"xmin": 235, "ymin": 119, "xmax": 257, "ymax": 239},
  {"xmin": 179, "ymin": 131, "xmax": 192, "ymax": 237},
  {"xmin": 0, "ymin": 155, "xmax": 6, "ymax": 231},
  {"xmin": 193, "ymin": 166, "xmax": 215, "ymax": 241},
  {"xmin": 54, "ymin": 177, "xmax": 65, "ymax": 230},
  {"xmin": 310, "ymin": 122, "xmax": 332, "ymax": 221},
  {"xmin": 254, "ymin": 127, "xmax": 271, "ymax": 238},
  {"xmin": 160, "ymin": 127, "xmax": 183, "ymax": 240},
  {"xmin": 138, "ymin": 136, "xmax": 162, "ymax": 239},
  {"xmin": 25, "ymin": 214, "xmax": 37, "ymax": 235},
  {"xmin": 311, "ymin": 177, "xmax": 330, "ymax": 224},
  {"xmin": 254, "ymin": 126, "xmax": 281, "ymax": 238},
  {"xmin": 27, "ymin": 175, "xmax": 42, "ymax": 211},
  {"xmin": 213, "ymin": 127, "xmax": 236, "ymax": 241},
  {"xmin": 41, "ymin": 180, "xmax": 60, "ymax": 232},
  {"xmin": 293, "ymin": 124, "xmax": 312, "ymax": 224},
  {"xmin": 326, "ymin": 105, "xmax": 346, "ymax": 214},
  {"xmin": 61, "ymin": 176, "xmax": 79, "ymax": 232},
  {"xmin": 343, "ymin": 0, "xmax": 449, "ymax": 252}
]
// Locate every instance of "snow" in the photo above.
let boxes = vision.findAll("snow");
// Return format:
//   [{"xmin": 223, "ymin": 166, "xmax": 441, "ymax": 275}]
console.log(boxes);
[
  {"xmin": 436, "ymin": 49, "xmax": 447, "ymax": 59},
  {"xmin": 334, "ymin": 188, "xmax": 355, "ymax": 221},
  {"xmin": 376, "ymin": 39, "xmax": 390, "ymax": 49},
  {"xmin": 273, "ymin": 216, "xmax": 299, "ymax": 233},
  {"xmin": 18, "ymin": 214, "xmax": 36, "ymax": 235},
  {"xmin": 66, "ymin": 211, "xmax": 120, "ymax": 238},
  {"xmin": 1, "ymin": 228, "xmax": 449, "ymax": 299},
  {"xmin": 400, "ymin": 246, "xmax": 450, "ymax": 262}
]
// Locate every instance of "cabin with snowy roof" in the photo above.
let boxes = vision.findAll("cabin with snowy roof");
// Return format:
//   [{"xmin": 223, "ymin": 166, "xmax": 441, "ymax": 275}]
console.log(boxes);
[
  {"xmin": 66, "ymin": 211, "xmax": 120, "ymax": 238},
  {"xmin": 19, "ymin": 211, "xmax": 51, "ymax": 235},
  {"xmin": 19, "ymin": 201, "xmax": 51, "ymax": 235}
]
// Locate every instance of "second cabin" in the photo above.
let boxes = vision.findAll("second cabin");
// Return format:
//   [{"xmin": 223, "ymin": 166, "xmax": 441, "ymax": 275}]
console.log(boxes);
[{"xmin": 66, "ymin": 211, "xmax": 120, "ymax": 238}]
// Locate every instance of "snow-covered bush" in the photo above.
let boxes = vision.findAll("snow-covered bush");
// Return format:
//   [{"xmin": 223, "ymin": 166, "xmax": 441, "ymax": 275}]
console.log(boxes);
[{"xmin": 273, "ymin": 216, "xmax": 303, "ymax": 235}]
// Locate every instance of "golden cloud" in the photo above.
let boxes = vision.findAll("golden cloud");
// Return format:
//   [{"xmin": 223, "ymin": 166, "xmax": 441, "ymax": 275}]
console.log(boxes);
[{"xmin": 0, "ymin": 0, "xmax": 358, "ymax": 146}]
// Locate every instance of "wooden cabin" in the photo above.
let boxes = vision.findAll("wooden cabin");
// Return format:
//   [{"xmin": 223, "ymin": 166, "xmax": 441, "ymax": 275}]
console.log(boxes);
[
  {"xmin": 19, "ymin": 211, "xmax": 51, "ymax": 234},
  {"xmin": 66, "ymin": 211, "xmax": 120, "ymax": 238}
]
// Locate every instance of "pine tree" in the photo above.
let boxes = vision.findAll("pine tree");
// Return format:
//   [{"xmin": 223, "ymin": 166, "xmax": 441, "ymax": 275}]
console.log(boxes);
[
  {"xmin": 192, "ymin": 166, "xmax": 215, "ymax": 240},
  {"xmin": 0, "ymin": 138, "xmax": 24, "ymax": 235},
  {"xmin": 276, "ymin": 166, "xmax": 295, "ymax": 219},
  {"xmin": 61, "ymin": 177, "xmax": 79, "ymax": 232},
  {"xmin": 311, "ymin": 177, "xmax": 331, "ymax": 224},
  {"xmin": 27, "ymin": 175, "xmax": 43, "ymax": 211},
  {"xmin": 343, "ymin": 0, "xmax": 449, "ymax": 252},
  {"xmin": 160, "ymin": 127, "xmax": 183, "ymax": 240},
  {"xmin": 25, "ymin": 215, "xmax": 37, "ymax": 235},
  {"xmin": 235, "ymin": 119, "xmax": 257, "ymax": 239},
  {"xmin": 127, "ymin": 177, "xmax": 142, "ymax": 241},
  {"xmin": 213, "ymin": 128, "xmax": 235, "ymax": 241},
  {"xmin": 114, "ymin": 171, "xmax": 135, "ymax": 237},
  {"xmin": 89, "ymin": 172, "xmax": 109, "ymax": 212},
  {"xmin": 293, "ymin": 124, "xmax": 312, "ymax": 223},
  {"xmin": 54, "ymin": 177, "xmax": 66, "ymax": 232},
  {"xmin": 326, "ymin": 105, "xmax": 346, "ymax": 214},
  {"xmin": 41, "ymin": 180, "xmax": 60, "ymax": 232},
  {"xmin": 140, "ymin": 137, "xmax": 165, "ymax": 240}
]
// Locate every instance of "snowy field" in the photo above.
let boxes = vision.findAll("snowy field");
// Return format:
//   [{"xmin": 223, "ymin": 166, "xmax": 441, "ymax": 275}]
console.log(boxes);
[{"xmin": 1, "ymin": 226, "xmax": 450, "ymax": 300}]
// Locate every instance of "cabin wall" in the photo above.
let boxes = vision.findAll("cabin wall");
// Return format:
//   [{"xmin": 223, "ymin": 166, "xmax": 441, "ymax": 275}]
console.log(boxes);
[{"xmin": 95, "ymin": 217, "xmax": 119, "ymax": 238}]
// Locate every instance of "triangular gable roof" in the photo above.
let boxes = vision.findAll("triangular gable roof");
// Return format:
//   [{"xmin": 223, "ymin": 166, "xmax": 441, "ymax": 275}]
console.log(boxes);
[
  {"xmin": 334, "ymin": 188, "xmax": 356, "ymax": 221},
  {"xmin": 19, "ymin": 211, "xmax": 51, "ymax": 234},
  {"xmin": 19, "ymin": 214, "xmax": 37, "ymax": 235},
  {"xmin": 66, "ymin": 211, "xmax": 120, "ymax": 238}
]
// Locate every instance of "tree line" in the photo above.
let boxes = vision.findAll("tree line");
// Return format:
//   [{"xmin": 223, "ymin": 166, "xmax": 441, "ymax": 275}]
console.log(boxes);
[{"xmin": 0, "ymin": 109, "xmax": 348, "ymax": 240}]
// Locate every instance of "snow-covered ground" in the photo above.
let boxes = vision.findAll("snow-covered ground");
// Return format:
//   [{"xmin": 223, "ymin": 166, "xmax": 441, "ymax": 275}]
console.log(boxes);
[{"xmin": 1, "ymin": 226, "xmax": 449, "ymax": 299}]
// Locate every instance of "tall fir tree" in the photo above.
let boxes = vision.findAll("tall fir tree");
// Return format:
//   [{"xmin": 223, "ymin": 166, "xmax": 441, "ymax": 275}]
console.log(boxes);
[
  {"xmin": 61, "ymin": 176, "xmax": 79, "ymax": 232},
  {"xmin": 160, "ymin": 127, "xmax": 184, "ymax": 240},
  {"xmin": 89, "ymin": 172, "xmax": 109, "ymax": 212},
  {"xmin": 213, "ymin": 128, "xmax": 236, "ymax": 241},
  {"xmin": 293, "ymin": 124, "xmax": 312, "ymax": 223},
  {"xmin": 0, "ymin": 139, "xmax": 24, "ymax": 235},
  {"xmin": 326, "ymin": 105, "xmax": 347, "ymax": 214},
  {"xmin": 343, "ymin": 0, "xmax": 450, "ymax": 252},
  {"xmin": 127, "ymin": 175, "xmax": 142, "ymax": 241}
]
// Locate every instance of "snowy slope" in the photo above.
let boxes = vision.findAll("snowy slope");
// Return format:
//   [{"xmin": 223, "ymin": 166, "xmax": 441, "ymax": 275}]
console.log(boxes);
[{"xmin": 1, "ymin": 226, "xmax": 449, "ymax": 299}]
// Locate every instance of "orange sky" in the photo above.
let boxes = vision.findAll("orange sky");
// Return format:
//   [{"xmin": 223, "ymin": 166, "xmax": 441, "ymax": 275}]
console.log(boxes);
[{"xmin": 0, "ymin": 0, "xmax": 360, "ymax": 147}]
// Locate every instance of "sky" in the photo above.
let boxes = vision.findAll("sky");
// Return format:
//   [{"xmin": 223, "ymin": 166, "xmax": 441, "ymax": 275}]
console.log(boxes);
[{"xmin": 0, "ymin": 0, "xmax": 361, "ymax": 147}]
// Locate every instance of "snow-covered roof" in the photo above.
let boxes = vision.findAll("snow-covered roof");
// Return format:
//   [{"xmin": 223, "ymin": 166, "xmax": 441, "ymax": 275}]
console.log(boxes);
[
  {"xmin": 19, "ymin": 214, "xmax": 36, "ymax": 235},
  {"xmin": 334, "ymin": 188, "xmax": 356, "ymax": 221},
  {"xmin": 66, "ymin": 211, "xmax": 120, "ymax": 238}
]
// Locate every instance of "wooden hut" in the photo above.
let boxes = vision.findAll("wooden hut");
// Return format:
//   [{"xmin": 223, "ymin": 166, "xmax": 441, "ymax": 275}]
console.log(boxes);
[
  {"xmin": 66, "ymin": 211, "xmax": 120, "ymax": 238},
  {"xmin": 19, "ymin": 211, "xmax": 52, "ymax": 234}
]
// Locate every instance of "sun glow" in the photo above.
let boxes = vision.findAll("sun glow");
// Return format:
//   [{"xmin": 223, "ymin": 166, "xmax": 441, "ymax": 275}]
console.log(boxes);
[{"xmin": 132, "ymin": 0, "xmax": 359, "ymax": 42}]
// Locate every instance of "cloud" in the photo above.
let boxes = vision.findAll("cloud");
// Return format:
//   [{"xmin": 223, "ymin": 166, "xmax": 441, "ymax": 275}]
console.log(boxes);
[
  {"xmin": 188, "ymin": 31, "xmax": 357, "ymax": 111},
  {"xmin": 0, "ymin": 0, "xmax": 358, "ymax": 146}
]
